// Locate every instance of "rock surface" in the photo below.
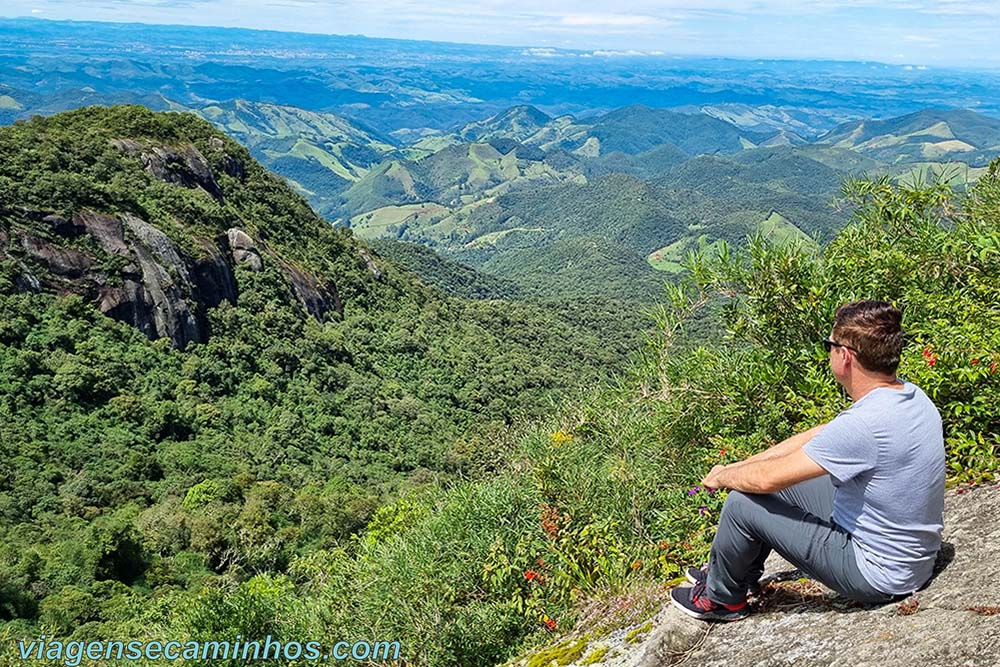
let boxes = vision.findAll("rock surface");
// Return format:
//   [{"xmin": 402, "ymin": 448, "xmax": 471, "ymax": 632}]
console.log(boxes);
[
  {"xmin": 2, "ymin": 204, "xmax": 344, "ymax": 349},
  {"xmin": 112, "ymin": 138, "xmax": 224, "ymax": 202},
  {"xmin": 2, "ymin": 125, "xmax": 365, "ymax": 349},
  {"xmin": 511, "ymin": 484, "xmax": 1000, "ymax": 667},
  {"xmin": 227, "ymin": 227, "xmax": 264, "ymax": 272}
]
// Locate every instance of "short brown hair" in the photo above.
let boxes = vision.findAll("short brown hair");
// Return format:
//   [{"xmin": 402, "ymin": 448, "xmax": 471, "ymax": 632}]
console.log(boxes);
[{"xmin": 831, "ymin": 300, "xmax": 903, "ymax": 375}]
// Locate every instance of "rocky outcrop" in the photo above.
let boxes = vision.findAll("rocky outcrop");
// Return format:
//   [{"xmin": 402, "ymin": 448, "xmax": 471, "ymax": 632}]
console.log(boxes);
[
  {"xmin": 192, "ymin": 238, "xmax": 238, "ymax": 309},
  {"xmin": 227, "ymin": 228, "xmax": 263, "ymax": 272},
  {"xmin": 2, "ymin": 206, "xmax": 349, "ymax": 349},
  {"xmin": 277, "ymin": 257, "xmax": 343, "ymax": 320},
  {"xmin": 76, "ymin": 210, "xmax": 129, "ymax": 255},
  {"xmin": 117, "ymin": 213, "xmax": 204, "ymax": 347},
  {"xmin": 44, "ymin": 213, "xmax": 83, "ymax": 238},
  {"xmin": 510, "ymin": 484, "xmax": 1000, "ymax": 667},
  {"xmin": 208, "ymin": 136, "xmax": 246, "ymax": 179},
  {"xmin": 18, "ymin": 233, "xmax": 93, "ymax": 278},
  {"xmin": 224, "ymin": 226, "xmax": 342, "ymax": 319},
  {"xmin": 111, "ymin": 139, "xmax": 224, "ymax": 202},
  {"xmin": 359, "ymin": 248, "xmax": 383, "ymax": 280}
]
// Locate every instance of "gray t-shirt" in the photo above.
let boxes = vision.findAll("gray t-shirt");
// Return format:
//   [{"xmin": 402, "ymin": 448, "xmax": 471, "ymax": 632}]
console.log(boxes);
[{"xmin": 802, "ymin": 379, "xmax": 945, "ymax": 595}]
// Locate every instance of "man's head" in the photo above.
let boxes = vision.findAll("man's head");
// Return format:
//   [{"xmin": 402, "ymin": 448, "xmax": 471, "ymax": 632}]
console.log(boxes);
[{"xmin": 826, "ymin": 300, "xmax": 903, "ymax": 382}]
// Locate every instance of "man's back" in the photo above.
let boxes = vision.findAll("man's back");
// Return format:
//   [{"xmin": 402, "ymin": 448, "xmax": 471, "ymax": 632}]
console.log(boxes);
[{"xmin": 803, "ymin": 379, "xmax": 945, "ymax": 595}]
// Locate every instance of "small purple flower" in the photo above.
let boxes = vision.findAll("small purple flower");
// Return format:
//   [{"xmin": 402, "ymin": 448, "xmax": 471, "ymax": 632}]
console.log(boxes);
[
  {"xmin": 699, "ymin": 506, "xmax": 709, "ymax": 516},
  {"xmin": 707, "ymin": 488, "xmax": 717, "ymax": 495},
  {"xmin": 687, "ymin": 485, "xmax": 701, "ymax": 496}
]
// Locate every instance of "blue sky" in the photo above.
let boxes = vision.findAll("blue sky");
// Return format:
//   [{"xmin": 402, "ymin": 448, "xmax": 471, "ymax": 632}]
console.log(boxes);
[{"xmin": 4, "ymin": 0, "xmax": 999, "ymax": 67}]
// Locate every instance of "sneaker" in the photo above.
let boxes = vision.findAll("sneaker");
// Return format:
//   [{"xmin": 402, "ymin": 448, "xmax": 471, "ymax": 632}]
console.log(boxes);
[
  {"xmin": 686, "ymin": 564, "xmax": 708, "ymax": 585},
  {"xmin": 670, "ymin": 580, "xmax": 750, "ymax": 622},
  {"xmin": 686, "ymin": 564, "xmax": 761, "ymax": 596}
]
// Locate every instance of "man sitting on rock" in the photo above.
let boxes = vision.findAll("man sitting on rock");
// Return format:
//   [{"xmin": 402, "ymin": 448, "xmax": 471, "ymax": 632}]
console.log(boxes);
[{"xmin": 671, "ymin": 299, "xmax": 945, "ymax": 622}]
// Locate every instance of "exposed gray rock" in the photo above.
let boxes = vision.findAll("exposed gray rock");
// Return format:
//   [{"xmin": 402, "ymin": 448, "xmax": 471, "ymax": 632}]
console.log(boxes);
[
  {"xmin": 278, "ymin": 257, "xmax": 343, "ymax": 320},
  {"xmin": 97, "ymin": 280, "xmax": 149, "ymax": 334},
  {"xmin": 633, "ymin": 609, "xmax": 708, "ymax": 667},
  {"xmin": 19, "ymin": 233, "xmax": 92, "ymax": 278},
  {"xmin": 208, "ymin": 136, "xmax": 246, "ymax": 180},
  {"xmin": 6, "ymin": 205, "xmax": 340, "ymax": 348},
  {"xmin": 14, "ymin": 262, "xmax": 42, "ymax": 293},
  {"xmin": 110, "ymin": 138, "xmax": 143, "ymax": 154},
  {"xmin": 112, "ymin": 138, "xmax": 224, "ymax": 202},
  {"xmin": 75, "ymin": 210, "xmax": 129, "ymax": 256},
  {"xmin": 359, "ymin": 248, "xmax": 383, "ymax": 280},
  {"xmin": 43, "ymin": 214, "xmax": 84, "ymax": 238},
  {"xmin": 122, "ymin": 214, "xmax": 193, "ymax": 283},
  {"xmin": 192, "ymin": 238, "xmax": 238, "ymax": 308},
  {"xmin": 226, "ymin": 227, "xmax": 263, "ymax": 272},
  {"xmin": 120, "ymin": 213, "xmax": 203, "ymax": 349},
  {"xmin": 511, "ymin": 484, "xmax": 1000, "ymax": 667}
]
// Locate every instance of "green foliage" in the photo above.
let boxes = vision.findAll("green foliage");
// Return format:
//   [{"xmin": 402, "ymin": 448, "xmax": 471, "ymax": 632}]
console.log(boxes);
[
  {"xmin": 286, "ymin": 169, "xmax": 1000, "ymax": 667},
  {"xmin": 0, "ymin": 106, "xmax": 647, "ymax": 654},
  {"xmin": 3, "ymin": 106, "xmax": 999, "ymax": 667}
]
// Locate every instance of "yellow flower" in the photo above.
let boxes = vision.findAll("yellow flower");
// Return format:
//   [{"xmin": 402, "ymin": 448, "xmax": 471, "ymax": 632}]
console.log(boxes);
[{"xmin": 550, "ymin": 430, "xmax": 574, "ymax": 446}]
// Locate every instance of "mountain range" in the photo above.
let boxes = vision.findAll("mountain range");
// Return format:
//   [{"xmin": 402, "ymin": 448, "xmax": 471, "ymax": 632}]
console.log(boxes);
[{"xmin": 4, "ymin": 18, "xmax": 1000, "ymax": 302}]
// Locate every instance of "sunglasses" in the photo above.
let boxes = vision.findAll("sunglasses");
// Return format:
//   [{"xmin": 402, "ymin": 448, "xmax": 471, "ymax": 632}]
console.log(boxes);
[{"xmin": 822, "ymin": 337, "xmax": 859, "ymax": 353}]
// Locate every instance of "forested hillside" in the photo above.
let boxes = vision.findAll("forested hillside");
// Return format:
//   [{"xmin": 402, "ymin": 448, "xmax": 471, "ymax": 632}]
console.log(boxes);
[
  {"xmin": 332, "ymin": 106, "xmax": 1000, "ymax": 301},
  {"xmin": 0, "ymin": 106, "xmax": 653, "ymax": 642}
]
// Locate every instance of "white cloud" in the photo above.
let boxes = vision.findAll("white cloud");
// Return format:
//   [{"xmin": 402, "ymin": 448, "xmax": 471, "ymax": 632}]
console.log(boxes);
[
  {"xmin": 521, "ymin": 47, "xmax": 560, "ymax": 57},
  {"xmin": 560, "ymin": 13, "xmax": 660, "ymax": 27},
  {"xmin": 589, "ymin": 49, "xmax": 661, "ymax": 57}
]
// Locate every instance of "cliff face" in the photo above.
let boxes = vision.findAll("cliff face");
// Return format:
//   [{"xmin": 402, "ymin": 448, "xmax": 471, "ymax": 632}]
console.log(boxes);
[
  {"xmin": 510, "ymin": 484, "xmax": 1000, "ymax": 667},
  {"xmin": 3, "ymin": 205, "xmax": 342, "ymax": 349},
  {"xmin": 0, "ymin": 107, "xmax": 380, "ymax": 349}
]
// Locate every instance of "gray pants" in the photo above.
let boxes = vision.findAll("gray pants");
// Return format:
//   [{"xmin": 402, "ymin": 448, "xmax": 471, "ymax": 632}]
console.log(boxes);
[{"xmin": 705, "ymin": 475, "xmax": 903, "ymax": 606}]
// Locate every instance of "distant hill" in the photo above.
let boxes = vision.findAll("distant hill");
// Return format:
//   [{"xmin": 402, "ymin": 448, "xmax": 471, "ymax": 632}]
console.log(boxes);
[
  {"xmin": 351, "ymin": 173, "xmax": 679, "ymax": 300},
  {"xmin": 0, "ymin": 84, "xmax": 38, "ymax": 124},
  {"xmin": 456, "ymin": 105, "xmax": 553, "ymax": 143},
  {"xmin": 340, "ymin": 141, "xmax": 587, "ymax": 225},
  {"xmin": 817, "ymin": 108, "xmax": 1000, "ymax": 165},
  {"xmin": 584, "ymin": 105, "xmax": 773, "ymax": 156},
  {"xmin": 658, "ymin": 147, "xmax": 848, "ymax": 243},
  {"xmin": 412, "ymin": 104, "xmax": 776, "ymax": 161},
  {"xmin": 193, "ymin": 100, "xmax": 399, "ymax": 218},
  {"xmin": 693, "ymin": 102, "xmax": 857, "ymax": 139},
  {"xmin": 338, "ymin": 109, "xmax": 883, "ymax": 299}
]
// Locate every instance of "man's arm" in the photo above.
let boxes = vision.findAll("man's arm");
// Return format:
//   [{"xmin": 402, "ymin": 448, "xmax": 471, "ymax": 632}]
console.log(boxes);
[
  {"xmin": 731, "ymin": 422, "xmax": 828, "ymax": 468},
  {"xmin": 702, "ymin": 448, "xmax": 828, "ymax": 494},
  {"xmin": 701, "ymin": 423, "xmax": 830, "ymax": 494}
]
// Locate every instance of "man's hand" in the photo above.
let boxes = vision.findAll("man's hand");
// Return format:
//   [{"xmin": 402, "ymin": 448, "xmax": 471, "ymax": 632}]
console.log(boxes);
[
  {"xmin": 701, "ymin": 465, "xmax": 727, "ymax": 491},
  {"xmin": 700, "ymin": 449, "xmax": 828, "ymax": 495}
]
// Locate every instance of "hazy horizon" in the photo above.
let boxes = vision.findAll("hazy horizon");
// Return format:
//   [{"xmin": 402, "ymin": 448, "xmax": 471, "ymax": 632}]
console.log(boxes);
[{"xmin": 3, "ymin": 0, "xmax": 999, "ymax": 69}]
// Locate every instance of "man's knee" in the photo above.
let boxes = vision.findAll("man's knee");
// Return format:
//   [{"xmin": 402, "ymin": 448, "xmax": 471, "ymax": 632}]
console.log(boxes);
[{"xmin": 721, "ymin": 490, "xmax": 755, "ymax": 517}]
